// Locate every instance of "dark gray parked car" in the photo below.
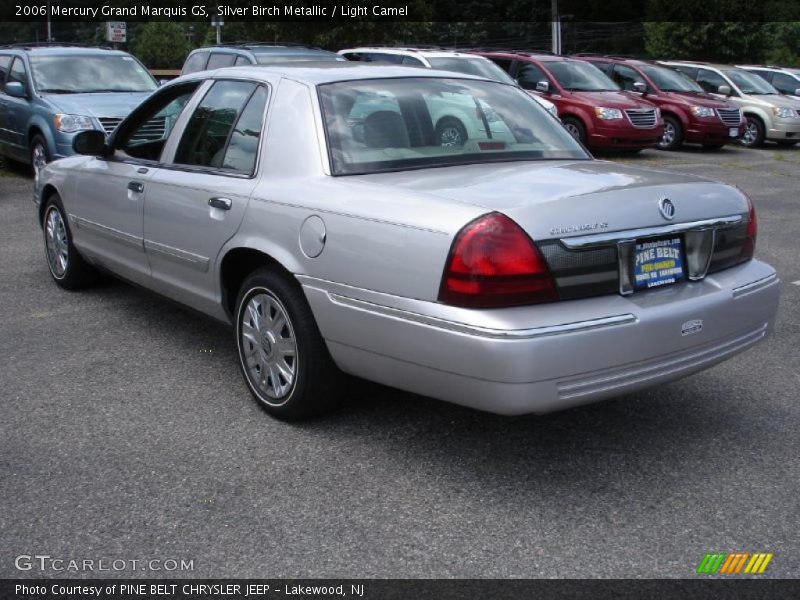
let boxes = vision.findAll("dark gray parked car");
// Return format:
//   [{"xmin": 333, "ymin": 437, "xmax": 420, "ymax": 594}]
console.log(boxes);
[{"xmin": 181, "ymin": 42, "xmax": 344, "ymax": 76}]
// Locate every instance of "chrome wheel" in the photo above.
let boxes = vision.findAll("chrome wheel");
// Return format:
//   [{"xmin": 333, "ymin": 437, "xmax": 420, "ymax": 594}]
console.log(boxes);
[
  {"xmin": 44, "ymin": 207, "xmax": 69, "ymax": 279},
  {"xmin": 32, "ymin": 141, "xmax": 47, "ymax": 184},
  {"xmin": 240, "ymin": 290, "xmax": 298, "ymax": 404},
  {"xmin": 439, "ymin": 126, "xmax": 464, "ymax": 147},
  {"xmin": 659, "ymin": 121, "xmax": 676, "ymax": 149},
  {"xmin": 742, "ymin": 121, "xmax": 758, "ymax": 146}
]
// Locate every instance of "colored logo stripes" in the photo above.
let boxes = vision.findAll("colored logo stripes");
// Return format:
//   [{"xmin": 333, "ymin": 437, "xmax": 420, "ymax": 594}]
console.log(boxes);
[{"xmin": 696, "ymin": 552, "xmax": 773, "ymax": 574}]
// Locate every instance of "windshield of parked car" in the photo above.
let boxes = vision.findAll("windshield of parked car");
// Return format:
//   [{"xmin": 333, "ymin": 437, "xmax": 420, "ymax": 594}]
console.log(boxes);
[
  {"xmin": 724, "ymin": 69, "xmax": 779, "ymax": 95},
  {"xmin": 545, "ymin": 61, "xmax": 619, "ymax": 91},
  {"xmin": 427, "ymin": 57, "xmax": 516, "ymax": 85},
  {"xmin": 640, "ymin": 64, "xmax": 703, "ymax": 92},
  {"xmin": 30, "ymin": 54, "xmax": 157, "ymax": 93},
  {"xmin": 319, "ymin": 77, "xmax": 589, "ymax": 175}
]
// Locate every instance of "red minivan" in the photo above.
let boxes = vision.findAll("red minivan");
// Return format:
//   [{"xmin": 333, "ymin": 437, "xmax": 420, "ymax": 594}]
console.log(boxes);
[
  {"xmin": 574, "ymin": 55, "xmax": 745, "ymax": 150},
  {"xmin": 473, "ymin": 51, "xmax": 664, "ymax": 151}
]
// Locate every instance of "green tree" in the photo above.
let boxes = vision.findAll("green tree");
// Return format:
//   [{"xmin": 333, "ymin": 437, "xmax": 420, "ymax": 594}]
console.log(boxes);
[{"xmin": 133, "ymin": 22, "xmax": 192, "ymax": 69}]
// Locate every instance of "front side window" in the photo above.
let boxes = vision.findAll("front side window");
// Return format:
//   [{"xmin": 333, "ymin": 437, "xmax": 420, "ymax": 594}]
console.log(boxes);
[
  {"xmin": 206, "ymin": 53, "xmax": 237, "ymax": 70},
  {"xmin": 771, "ymin": 72, "xmax": 800, "ymax": 95},
  {"xmin": 612, "ymin": 64, "xmax": 646, "ymax": 91},
  {"xmin": 696, "ymin": 69, "xmax": 729, "ymax": 94},
  {"xmin": 8, "ymin": 57, "xmax": 28, "ymax": 89},
  {"xmin": 319, "ymin": 77, "xmax": 588, "ymax": 175},
  {"xmin": 182, "ymin": 51, "xmax": 209, "ymax": 75},
  {"xmin": 116, "ymin": 83, "xmax": 200, "ymax": 162},
  {"xmin": 724, "ymin": 69, "xmax": 778, "ymax": 95},
  {"xmin": 544, "ymin": 61, "xmax": 618, "ymax": 92},
  {"xmin": 174, "ymin": 80, "xmax": 266, "ymax": 173},
  {"xmin": 30, "ymin": 54, "xmax": 156, "ymax": 93},
  {"xmin": 516, "ymin": 63, "xmax": 549, "ymax": 90}
]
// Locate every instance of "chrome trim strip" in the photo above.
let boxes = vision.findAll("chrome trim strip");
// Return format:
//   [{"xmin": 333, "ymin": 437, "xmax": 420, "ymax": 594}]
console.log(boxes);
[
  {"xmin": 561, "ymin": 215, "xmax": 743, "ymax": 249},
  {"xmin": 144, "ymin": 240, "xmax": 210, "ymax": 272},
  {"xmin": 732, "ymin": 273, "xmax": 779, "ymax": 298},
  {"xmin": 71, "ymin": 215, "xmax": 144, "ymax": 251},
  {"xmin": 325, "ymin": 291, "xmax": 637, "ymax": 339}
]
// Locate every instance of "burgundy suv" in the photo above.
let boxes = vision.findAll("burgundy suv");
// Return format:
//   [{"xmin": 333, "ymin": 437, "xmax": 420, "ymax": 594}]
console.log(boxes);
[
  {"xmin": 575, "ymin": 56, "xmax": 745, "ymax": 150},
  {"xmin": 473, "ymin": 51, "xmax": 664, "ymax": 152}
]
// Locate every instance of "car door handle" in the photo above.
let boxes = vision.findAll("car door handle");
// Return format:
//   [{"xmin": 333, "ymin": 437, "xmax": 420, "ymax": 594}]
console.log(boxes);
[
  {"xmin": 208, "ymin": 197, "xmax": 232, "ymax": 210},
  {"xmin": 128, "ymin": 181, "xmax": 144, "ymax": 193}
]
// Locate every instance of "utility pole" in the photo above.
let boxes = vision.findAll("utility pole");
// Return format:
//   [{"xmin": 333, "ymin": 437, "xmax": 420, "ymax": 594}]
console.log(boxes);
[
  {"xmin": 551, "ymin": 0, "xmax": 561, "ymax": 55},
  {"xmin": 46, "ymin": 0, "xmax": 52, "ymax": 41}
]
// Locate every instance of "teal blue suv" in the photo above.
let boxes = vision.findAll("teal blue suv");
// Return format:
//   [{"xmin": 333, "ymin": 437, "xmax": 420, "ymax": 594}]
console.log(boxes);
[{"xmin": 0, "ymin": 43, "xmax": 157, "ymax": 179}]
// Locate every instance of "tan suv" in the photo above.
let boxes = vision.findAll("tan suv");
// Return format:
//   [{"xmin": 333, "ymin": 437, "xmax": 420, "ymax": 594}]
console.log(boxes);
[{"xmin": 660, "ymin": 61, "xmax": 800, "ymax": 147}]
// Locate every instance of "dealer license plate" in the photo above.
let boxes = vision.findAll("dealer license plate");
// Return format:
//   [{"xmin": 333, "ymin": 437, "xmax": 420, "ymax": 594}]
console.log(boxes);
[
  {"xmin": 729, "ymin": 127, "xmax": 739, "ymax": 138},
  {"xmin": 634, "ymin": 237, "xmax": 685, "ymax": 291}
]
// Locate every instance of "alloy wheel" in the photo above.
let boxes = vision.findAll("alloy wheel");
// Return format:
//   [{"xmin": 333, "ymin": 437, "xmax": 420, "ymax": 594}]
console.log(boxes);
[
  {"xmin": 44, "ymin": 207, "xmax": 69, "ymax": 278},
  {"xmin": 564, "ymin": 122, "xmax": 581, "ymax": 141},
  {"xmin": 439, "ymin": 126, "xmax": 464, "ymax": 147},
  {"xmin": 240, "ymin": 291, "xmax": 298, "ymax": 404},
  {"xmin": 742, "ymin": 122, "xmax": 758, "ymax": 146},
  {"xmin": 659, "ymin": 122, "xmax": 676, "ymax": 148},
  {"xmin": 32, "ymin": 142, "xmax": 47, "ymax": 184}
]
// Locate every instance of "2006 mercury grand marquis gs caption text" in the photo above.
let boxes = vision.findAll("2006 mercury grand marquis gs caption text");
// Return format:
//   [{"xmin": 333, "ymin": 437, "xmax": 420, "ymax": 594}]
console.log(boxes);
[{"xmin": 34, "ymin": 63, "xmax": 779, "ymax": 420}]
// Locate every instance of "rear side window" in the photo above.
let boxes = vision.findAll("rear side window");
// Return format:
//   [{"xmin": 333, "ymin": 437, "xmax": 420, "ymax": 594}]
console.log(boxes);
[
  {"xmin": 174, "ymin": 80, "xmax": 263, "ymax": 172},
  {"xmin": 401, "ymin": 56, "xmax": 424, "ymax": 66},
  {"xmin": 234, "ymin": 55, "xmax": 252, "ymax": 66},
  {"xmin": 696, "ymin": 68, "xmax": 727, "ymax": 94},
  {"xmin": 206, "ymin": 53, "xmax": 236, "ymax": 70},
  {"xmin": 487, "ymin": 57, "xmax": 512, "ymax": 73},
  {"xmin": 182, "ymin": 51, "xmax": 209, "ymax": 75}
]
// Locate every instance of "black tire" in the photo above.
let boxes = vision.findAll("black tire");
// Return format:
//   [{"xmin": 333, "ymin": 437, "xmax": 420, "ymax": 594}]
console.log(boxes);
[
  {"xmin": 562, "ymin": 117, "xmax": 587, "ymax": 145},
  {"xmin": 657, "ymin": 115, "xmax": 683, "ymax": 150},
  {"xmin": 702, "ymin": 143, "xmax": 726, "ymax": 150},
  {"xmin": 42, "ymin": 194, "xmax": 97, "ymax": 289},
  {"xmin": 741, "ymin": 115, "xmax": 766, "ymax": 148},
  {"xmin": 776, "ymin": 140, "xmax": 798, "ymax": 147},
  {"xmin": 435, "ymin": 117, "xmax": 468, "ymax": 147},
  {"xmin": 30, "ymin": 134, "xmax": 50, "ymax": 181},
  {"xmin": 235, "ymin": 267, "xmax": 342, "ymax": 420}
]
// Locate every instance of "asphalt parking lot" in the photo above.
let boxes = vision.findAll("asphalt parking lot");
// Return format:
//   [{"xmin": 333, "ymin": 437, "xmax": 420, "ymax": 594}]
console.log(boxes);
[{"xmin": 1, "ymin": 144, "xmax": 798, "ymax": 580}]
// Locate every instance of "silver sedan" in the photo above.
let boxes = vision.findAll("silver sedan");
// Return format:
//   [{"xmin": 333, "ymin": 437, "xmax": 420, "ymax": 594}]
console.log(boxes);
[{"xmin": 34, "ymin": 64, "xmax": 780, "ymax": 419}]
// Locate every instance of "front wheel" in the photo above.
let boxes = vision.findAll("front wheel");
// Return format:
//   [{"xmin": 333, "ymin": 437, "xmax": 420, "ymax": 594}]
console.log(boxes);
[
  {"xmin": 235, "ymin": 267, "xmax": 342, "ymax": 420},
  {"xmin": 657, "ymin": 116, "xmax": 683, "ymax": 150},
  {"xmin": 561, "ymin": 117, "xmax": 587, "ymax": 145},
  {"xmin": 30, "ymin": 134, "xmax": 50, "ymax": 184},
  {"xmin": 435, "ymin": 118, "xmax": 468, "ymax": 147},
  {"xmin": 741, "ymin": 116, "xmax": 765, "ymax": 148}
]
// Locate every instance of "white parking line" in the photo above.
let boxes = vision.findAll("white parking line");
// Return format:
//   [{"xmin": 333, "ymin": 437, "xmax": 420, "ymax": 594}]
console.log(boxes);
[{"xmin": 792, "ymin": 280, "xmax": 800, "ymax": 286}]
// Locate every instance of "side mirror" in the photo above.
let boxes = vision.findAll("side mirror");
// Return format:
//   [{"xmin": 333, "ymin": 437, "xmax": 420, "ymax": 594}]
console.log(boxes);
[
  {"xmin": 5, "ymin": 81, "xmax": 27, "ymax": 98},
  {"xmin": 632, "ymin": 81, "xmax": 647, "ymax": 94},
  {"xmin": 72, "ymin": 130, "xmax": 107, "ymax": 156},
  {"xmin": 717, "ymin": 84, "xmax": 731, "ymax": 96},
  {"xmin": 535, "ymin": 80, "xmax": 550, "ymax": 93}
]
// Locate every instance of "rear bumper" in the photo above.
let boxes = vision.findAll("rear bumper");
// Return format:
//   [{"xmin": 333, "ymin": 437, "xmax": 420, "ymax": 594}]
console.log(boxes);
[{"xmin": 301, "ymin": 259, "xmax": 779, "ymax": 415}]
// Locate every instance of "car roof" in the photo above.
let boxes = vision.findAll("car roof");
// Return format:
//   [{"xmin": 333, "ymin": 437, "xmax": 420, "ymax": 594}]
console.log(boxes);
[
  {"xmin": 339, "ymin": 47, "xmax": 490, "ymax": 59},
  {"xmin": 737, "ymin": 65, "xmax": 797, "ymax": 73},
  {"xmin": 0, "ymin": 44, "xmax": 128, "ymax": 57},
  {"xmin": 659, "ymin": 60, "xmax": 734, "ymax": 70},
  {"xmin": 178, "ymin": 62, "xmax": 493, "ymax": 86}
]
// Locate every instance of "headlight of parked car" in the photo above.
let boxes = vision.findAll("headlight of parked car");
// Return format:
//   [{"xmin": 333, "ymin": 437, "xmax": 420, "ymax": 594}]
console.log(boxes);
[
  {"xmin": 53, "ymin": 114, "xmax": 95, "ymax": 133},
  {"xmin": 691, "ymin": 106, "xmax": 716, "ymax": 118},
  {"xmin": 594, "ymin": 107, "xmax": 623, "ymax": 120},
  {"xmin": 772, "ymin": 107, "xmax": 795, "ymax": 119}
]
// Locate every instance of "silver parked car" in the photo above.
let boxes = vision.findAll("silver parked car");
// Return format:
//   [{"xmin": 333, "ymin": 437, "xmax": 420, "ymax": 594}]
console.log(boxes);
[{"xmin": 35, "ymin": 64, "xmax": 779, "ymax": 420}]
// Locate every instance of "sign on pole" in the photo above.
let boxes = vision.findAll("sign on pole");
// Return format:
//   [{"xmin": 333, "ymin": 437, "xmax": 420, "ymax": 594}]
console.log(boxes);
[{"xmin": 106, "ymin": 22, "xmax": 127, "ymax": 43}]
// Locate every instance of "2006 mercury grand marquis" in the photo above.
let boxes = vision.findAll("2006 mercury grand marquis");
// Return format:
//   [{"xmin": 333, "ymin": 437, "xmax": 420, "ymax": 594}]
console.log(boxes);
[{"xmin": 34, "ymin": 63, "xmax": 780, "ymax": 420}]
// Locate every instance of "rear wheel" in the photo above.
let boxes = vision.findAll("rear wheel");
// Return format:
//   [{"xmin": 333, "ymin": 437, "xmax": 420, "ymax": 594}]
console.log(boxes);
[
  {"xmin": 42, "ymin": 194, "xmax": 96, "ymax": 289},
  {"xmin": 235, "ymin": 267, "xmax": 342, "ymax": 420},
  {"xmin": 741, "ymin": 115, "xmax": 765, "ymax": 148},
  {"xmin": 657, "ymin": 116, "xmax": 683, "ymax": 150},
  {"xmin": 562, "ymin": 117, "xmax": 587, "ymax": 145}
]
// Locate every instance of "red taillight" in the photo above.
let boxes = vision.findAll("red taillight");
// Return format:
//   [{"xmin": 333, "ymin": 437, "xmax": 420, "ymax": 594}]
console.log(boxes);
[
  {"xmin": 438, "ymin": 212, "xmax": 558, "ymax": 308},
  {"xmin": 741, "ymin": 200, "xmax": 757, "ymax": 261}
]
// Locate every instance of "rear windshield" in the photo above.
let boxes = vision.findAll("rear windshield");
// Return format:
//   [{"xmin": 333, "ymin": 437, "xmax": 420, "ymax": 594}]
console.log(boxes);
[
  {"xmin": 427, "ymin": 57, "xmax": 516, "ymax": 85},
  {"xmin": 319, "ymin": 77, "xmax": 588, "ymax": 175},
  {"xmin": 545, "ymin": 61, "xmax": 619, "ymax": 92},
  {"xmin": 30, "ymin": 54, "xmax": 157, "ymax": 93},
  {"xmin": 640, "ymin": 65, "xmax": 703, "ymax": 92}
]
